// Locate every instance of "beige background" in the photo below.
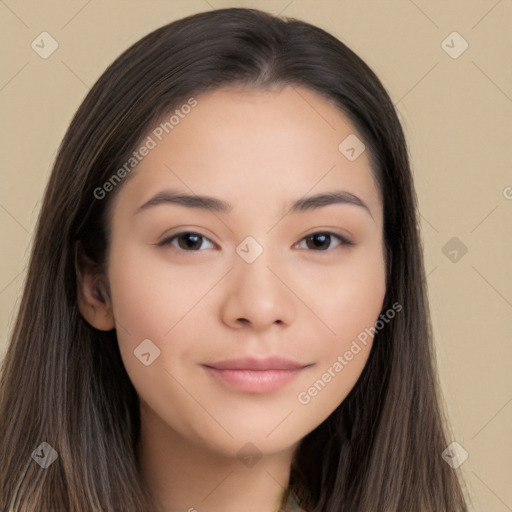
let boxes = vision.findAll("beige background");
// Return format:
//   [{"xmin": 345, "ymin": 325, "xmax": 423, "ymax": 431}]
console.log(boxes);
[{"xmin": 1, "ymin": 1, "xmax": 510, "ymax": 510}]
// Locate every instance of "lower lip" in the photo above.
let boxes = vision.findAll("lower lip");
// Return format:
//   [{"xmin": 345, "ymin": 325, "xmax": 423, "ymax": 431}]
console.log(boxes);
[{"xmin": 203, "ymin": 366, "xmax": 304, "ymax": 393}]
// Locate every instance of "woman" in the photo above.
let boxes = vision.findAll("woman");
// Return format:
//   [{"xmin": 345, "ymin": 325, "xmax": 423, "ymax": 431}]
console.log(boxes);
[{"xmin": 0, "ymin": 7, "xmax": 469, "ymax": 511}]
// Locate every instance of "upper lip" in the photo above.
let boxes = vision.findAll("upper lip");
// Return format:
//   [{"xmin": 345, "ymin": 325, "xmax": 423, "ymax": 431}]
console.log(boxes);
[{"xmin": 203, "ymin": 356, "xmax": 310, "ymax": 371}]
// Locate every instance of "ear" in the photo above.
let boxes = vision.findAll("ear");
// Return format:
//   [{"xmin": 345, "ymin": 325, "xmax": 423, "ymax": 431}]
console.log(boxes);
[{"xmin": 75, "ymin": 241, "xmax": 115, "ymax": 331}]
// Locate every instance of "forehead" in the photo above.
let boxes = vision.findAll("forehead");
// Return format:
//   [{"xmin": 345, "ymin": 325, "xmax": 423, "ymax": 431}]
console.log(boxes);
[{"xmin": 111, "ymin": 85, "xmax": 382, "ymax": 224}]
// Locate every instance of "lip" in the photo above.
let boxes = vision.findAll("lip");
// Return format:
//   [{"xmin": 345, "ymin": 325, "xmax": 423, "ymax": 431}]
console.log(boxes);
[
  {"xmin": 202, "ymin": 356, "xmax": 312, "ymax": 393},
  {"xmin": 204, "ymin": 356, "xmax": 308, "ymax": 371}
]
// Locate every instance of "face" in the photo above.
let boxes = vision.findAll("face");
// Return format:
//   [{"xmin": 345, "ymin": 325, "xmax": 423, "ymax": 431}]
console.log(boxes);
[{"xmin": 102, "ymin": 85, "xmax": 386, "ymax": 458}]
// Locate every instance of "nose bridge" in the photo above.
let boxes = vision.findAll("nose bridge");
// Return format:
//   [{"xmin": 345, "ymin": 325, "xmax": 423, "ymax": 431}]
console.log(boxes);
[
  {"xmin": 236, "ymin": 243, "xmax": 276, "ymax": 294},
  {"xmin": 221, "ymin": 237, "xmax": 295, "ymax": 329}
]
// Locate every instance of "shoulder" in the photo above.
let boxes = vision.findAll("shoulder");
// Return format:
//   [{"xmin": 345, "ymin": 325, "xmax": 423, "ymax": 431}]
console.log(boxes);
[{"xmin": 280, "ymin": 486, "xmax": 306, "ymax": 511}]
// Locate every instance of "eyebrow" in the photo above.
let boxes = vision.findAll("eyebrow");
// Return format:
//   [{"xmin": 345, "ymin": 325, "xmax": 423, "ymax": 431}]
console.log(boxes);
[{"xmin": 135, "ymin": 189, "xmax": 373, "ymax": 218}]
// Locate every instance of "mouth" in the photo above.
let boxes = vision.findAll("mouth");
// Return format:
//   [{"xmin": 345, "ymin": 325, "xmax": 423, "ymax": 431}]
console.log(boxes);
[{"xmin": 201, "ymin": 356, "xmax": 313, "ymax": 393}]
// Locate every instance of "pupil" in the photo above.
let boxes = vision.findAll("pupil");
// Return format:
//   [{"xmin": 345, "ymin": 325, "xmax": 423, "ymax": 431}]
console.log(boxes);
[
  {"xmin": 308, "ymin": 233, "xmax": 330, "ymax": 250},
  {"xmin": 180, "ymin": 233, "xmax": 201, "ymax": 250}
]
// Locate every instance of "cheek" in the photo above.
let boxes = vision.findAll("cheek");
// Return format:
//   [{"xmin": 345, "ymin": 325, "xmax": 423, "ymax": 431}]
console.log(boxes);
[
  {"xmin": 293, "ymin": 246, "xmax": 386, "ymax": 410},
  {"xmin": 292, "ymin": 312, "xmax": 383, "ymax": 433},
  {"xmin": 296, "ymin": 244, "xmax": 387, "ymax": 343},
  {"xmin": 107, "ymin": 240, "xmax": 217, "ymax": 339},
  {"xmin": 105, "ymin": 241, "xmax": 221, "ymax": 396}
]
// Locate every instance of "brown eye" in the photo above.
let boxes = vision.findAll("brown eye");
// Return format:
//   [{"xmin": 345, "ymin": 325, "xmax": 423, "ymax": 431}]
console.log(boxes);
[
  {"xmin": 297, "ymin": 232, "xmax": 352, "ymax": 251},
  {"xmin": 158, "ymin": 232, "xmax": 215, "ymax": 251}
]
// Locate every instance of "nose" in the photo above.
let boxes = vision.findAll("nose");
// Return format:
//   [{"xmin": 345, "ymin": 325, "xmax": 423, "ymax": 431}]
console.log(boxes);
[{"xmin": 219, "ymin": 248, "xmax": 296, "ymax": 332}]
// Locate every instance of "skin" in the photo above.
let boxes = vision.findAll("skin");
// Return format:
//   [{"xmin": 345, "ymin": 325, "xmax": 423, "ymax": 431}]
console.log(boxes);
[{"xmin": 78, "ymin": 85, "xmax": 386, "ymax": 512}]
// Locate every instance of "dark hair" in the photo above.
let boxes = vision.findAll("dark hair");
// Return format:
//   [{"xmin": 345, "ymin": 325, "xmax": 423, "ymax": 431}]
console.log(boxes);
[{"xmin": 0, "ymin": 7, "xmax": 468, "ymax": 511}]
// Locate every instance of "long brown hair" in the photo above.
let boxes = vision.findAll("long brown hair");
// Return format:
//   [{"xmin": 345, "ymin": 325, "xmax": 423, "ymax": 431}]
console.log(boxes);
[{"xmin": 0, "ymin": 7, "xmax": 468, "ymax": 511}]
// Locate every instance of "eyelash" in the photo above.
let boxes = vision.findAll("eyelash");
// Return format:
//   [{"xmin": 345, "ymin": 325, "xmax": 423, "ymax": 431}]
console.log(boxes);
[{"xmin": 156, "ymin": 231, "xmax": 354, "ymax": 252}]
